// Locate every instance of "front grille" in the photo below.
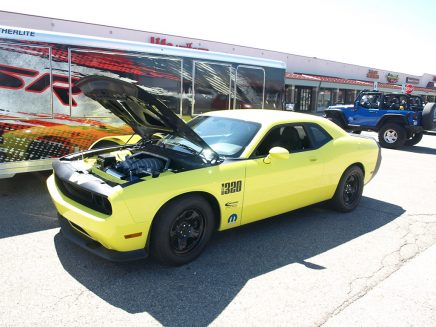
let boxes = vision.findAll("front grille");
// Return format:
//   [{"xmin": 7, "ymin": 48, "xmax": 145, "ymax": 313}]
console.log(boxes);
[{"xmin": 55, "ymin": 174, "xmax": 112, "ymax": 215}]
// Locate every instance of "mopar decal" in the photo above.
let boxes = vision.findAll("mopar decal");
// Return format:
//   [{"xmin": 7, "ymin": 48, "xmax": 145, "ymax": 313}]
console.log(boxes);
[
  {"xmin": 221, "ymin": 180, "xmax": 242, "ymax": 195},
  {"xmin": 228, "ymin": 214, "xmax": 238, "ymax": 223}
]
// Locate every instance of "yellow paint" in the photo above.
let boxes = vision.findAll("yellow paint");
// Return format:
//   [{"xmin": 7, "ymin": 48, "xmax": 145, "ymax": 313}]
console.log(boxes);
[{"xmin": 46, "ymin": 111, "xmax": 380, "ymax": 254}]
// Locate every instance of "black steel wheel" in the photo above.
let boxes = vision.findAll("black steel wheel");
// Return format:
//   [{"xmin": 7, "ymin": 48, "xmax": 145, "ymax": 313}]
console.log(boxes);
[
  {"xmin": 330, "ymin": 165, "xmax": 364, "ymax": 212},
  {"xmin": 150, "ymin": 194, "xmax": 215, "ymax": 266},
  {"xmin": 169, "ymin": 208, "xmax": 205, "ymax": 254}
]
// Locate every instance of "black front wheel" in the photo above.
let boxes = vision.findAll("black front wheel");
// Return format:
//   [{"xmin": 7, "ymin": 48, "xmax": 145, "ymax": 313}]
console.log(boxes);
[
  {"xmin": 330, "ymin": 166, "xmax": 364, "ymax": 212},
  {"xmin": 150, "ymin": 195, "xmax": 215, "ymax": 266},
  {"xmin": 405, "ymin": 132, "xmax": 423, "ymax": 146}
]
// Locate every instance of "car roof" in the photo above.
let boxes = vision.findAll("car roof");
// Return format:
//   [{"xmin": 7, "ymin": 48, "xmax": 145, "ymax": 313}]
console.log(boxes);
[
  {"xmin": 201, "ymin": 109, "xmax": 328, "ymax": 127},
  {"xmin": 199, "ymin": 109, "xmax": 348, "ymax": 159}
]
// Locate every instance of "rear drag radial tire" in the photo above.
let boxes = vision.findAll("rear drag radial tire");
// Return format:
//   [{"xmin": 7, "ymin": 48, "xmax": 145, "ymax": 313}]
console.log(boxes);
[
  {"xmin": 150, "ymin": 195, "xmax": 215, "ymax": 266},
  {"xmin": 330, "ymin": 165, "xmax": 364, "ymax": 212},
  {"xmin": 378, "ymin": 123, "xmax": 406, "ymax": 149},
  {"xmin": 405, "ymin": 132, "xmax": 424, "ymax": 146}
]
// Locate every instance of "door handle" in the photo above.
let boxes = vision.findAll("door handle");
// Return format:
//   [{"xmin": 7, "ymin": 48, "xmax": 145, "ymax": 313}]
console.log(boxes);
[{"xmin": 309, "ymin": 157, "xmax": 318, "ymax": 162}]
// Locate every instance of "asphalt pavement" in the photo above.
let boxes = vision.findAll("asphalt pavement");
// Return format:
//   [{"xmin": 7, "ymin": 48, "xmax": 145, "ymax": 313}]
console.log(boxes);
[{"xmin": 0, "ymin": 132, "xmax": 435, "ymax": 327}]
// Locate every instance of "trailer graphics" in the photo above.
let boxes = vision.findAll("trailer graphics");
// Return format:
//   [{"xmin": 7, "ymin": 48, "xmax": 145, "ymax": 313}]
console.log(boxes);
[{"xmin": 0, "ymin": 26, "xmax": 286, "ymax": 177}]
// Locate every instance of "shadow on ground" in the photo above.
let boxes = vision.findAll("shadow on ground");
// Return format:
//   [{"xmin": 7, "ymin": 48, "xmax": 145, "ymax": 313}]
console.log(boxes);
[
  {"xmin": 55, "ymin": 196, "xmax": 404, "ymax": 326},
  {"xmin": 0, "ymin": 172, "xmax": 58, "ymax": 239},
  {"xmin": 399, "ymin": 145, "xmax": 436, "ymax": 155}
]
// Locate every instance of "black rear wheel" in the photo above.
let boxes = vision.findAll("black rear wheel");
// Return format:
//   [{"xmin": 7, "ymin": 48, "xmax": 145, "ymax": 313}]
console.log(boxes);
[
  {"xmin": 330, "ymin": 165, "xmax": 364, "ymax": 212},
  {"xmin": 150, "ymin": 195, "xmax": 215, "ymax": 266}
]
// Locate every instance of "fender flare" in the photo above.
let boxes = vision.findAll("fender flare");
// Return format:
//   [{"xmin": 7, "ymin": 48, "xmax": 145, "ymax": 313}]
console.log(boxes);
[
  {"xmin": 324, "ymin": 109, "xmax": 348, "ymax": 128},
  {"xmin": 376, "ymin": 114, "xmax": 408, "ymax": 130}
]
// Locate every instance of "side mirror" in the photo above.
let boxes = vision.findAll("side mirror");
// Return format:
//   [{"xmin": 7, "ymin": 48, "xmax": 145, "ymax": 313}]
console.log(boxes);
[{"xmin": 263, "ymin": 147, "xmax": 289, "ymax": 164}]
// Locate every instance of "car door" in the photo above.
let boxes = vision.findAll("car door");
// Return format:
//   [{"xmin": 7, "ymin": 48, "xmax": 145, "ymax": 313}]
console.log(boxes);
[
  {"xmin": 347, "ymin": 93, "xmax": 382, "ymax": 127},
  {"xmin": 241, "ymin": 123, "xmax": 329, "ymax": 225}
]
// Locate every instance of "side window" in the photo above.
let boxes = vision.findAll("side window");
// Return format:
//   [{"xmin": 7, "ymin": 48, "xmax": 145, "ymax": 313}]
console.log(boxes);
[
  {"xmin": 359, "ymin": 94, "xmax": 380, "ymax": 109},
  {"xmin": 253, "ymin": 124, "xmax": 312, "ymax": 157},
  {"xmin": 307, "ymin": 124, "xmax": 333, "ymax": 148},
  {"xmin": 382, "ymin": 95, "xmax": 401, "ymax": 110}
]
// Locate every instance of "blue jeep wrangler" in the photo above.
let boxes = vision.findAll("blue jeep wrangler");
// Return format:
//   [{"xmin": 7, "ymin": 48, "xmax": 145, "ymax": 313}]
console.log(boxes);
[{"xmin": 325, "ymin": 90, "xmax": 436, "ymax": 148}]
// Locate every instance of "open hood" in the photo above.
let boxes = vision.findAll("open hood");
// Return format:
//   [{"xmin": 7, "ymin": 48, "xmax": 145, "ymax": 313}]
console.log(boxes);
[{"xmin": 76, "ymin": 75, "xmax": 217, "ymax": 158}]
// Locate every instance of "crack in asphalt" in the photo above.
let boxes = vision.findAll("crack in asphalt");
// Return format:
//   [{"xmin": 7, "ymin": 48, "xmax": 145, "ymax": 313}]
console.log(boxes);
[{"xmin": 318, "ymin": 214, "xmax": 436, "ymax": 327}]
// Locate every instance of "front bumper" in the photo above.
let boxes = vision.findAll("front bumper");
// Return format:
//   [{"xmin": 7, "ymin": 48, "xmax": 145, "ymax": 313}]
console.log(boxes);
[
  {"xmin": 47, "ymin": 174, "xmax": 149, "ymax": 261},
  {"xmin": 58, "ymin": 214, "xmax": 148, "ymax": 262}
]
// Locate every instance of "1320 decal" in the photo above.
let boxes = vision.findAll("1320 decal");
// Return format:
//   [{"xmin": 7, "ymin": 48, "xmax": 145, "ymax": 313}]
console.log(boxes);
[{"xmin": 221, "ymin": 180, "xmax": 242, "ymax": 195}]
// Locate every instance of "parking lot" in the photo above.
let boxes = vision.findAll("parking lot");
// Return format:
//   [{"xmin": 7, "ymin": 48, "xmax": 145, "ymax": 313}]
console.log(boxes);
[{"xmin": 0, "ymin": 132, "xmax": 435, "ymax": 327}]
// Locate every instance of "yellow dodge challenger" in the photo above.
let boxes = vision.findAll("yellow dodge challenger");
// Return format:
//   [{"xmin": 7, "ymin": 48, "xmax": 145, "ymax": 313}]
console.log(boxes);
[{"xmin": 47, "ymin": 76, "xmax": 381, "ymax": 266}]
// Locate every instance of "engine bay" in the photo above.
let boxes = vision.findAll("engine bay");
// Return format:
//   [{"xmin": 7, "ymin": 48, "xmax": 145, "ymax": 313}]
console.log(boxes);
[
  {"xmin": 95, "ymin": 151, "xmax": 170, "ymax": 181},
  {"xmin": 84, "ymin": 141, "xmax": 213, "ymax": 183}
]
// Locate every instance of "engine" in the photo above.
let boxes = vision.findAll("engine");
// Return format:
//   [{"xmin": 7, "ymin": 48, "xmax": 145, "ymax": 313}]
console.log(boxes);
[{"xmin": 96, "ymin": 151, "xmax": 169, "ymax": 181}]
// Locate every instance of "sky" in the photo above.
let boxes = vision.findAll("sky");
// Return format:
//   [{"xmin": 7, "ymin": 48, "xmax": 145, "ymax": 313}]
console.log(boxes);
[{"xmin": 1, "ymin": 0, "xmax": 435, "ymax": 75}]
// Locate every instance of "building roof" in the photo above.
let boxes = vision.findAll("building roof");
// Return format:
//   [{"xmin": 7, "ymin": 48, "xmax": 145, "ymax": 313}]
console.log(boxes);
[{"xmin": 285, "ymin": 73, "xmax": 436, "ymax": 94}]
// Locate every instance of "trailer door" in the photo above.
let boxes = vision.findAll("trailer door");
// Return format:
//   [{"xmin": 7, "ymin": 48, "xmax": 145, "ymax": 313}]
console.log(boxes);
[
  {"xmin": 235, "ymin": 66, "xmax": 265, "ymax": 109},
  {"xmin": 192, "ymin": 61, "xmax": 232, "ymax": 115}
]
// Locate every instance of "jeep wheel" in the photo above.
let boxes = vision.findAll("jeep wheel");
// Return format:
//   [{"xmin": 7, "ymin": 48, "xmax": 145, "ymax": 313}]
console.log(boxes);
[
  {"xmin": 150, "ymin": 195, "xmax": 215, "ymax": 266},
  {"xmin": 405, "ymin": 132, "xmax": 424, "ymax": 146},
  {"xmin": 330, "ymin": 165, "xmax": 364, "ymax": 212},
  {"xmin": 378, "ymin": 123, "xmax": 406, "ymax": 149}
]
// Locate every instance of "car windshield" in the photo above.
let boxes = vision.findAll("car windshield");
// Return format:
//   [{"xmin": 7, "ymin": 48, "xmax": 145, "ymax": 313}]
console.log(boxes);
[{"xmin": 161, "ymin": 116, "xmax": 261, "ymax": 158}]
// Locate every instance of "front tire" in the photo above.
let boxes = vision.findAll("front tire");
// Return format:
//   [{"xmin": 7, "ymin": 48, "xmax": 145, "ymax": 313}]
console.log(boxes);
[
  {"xmin": 150, "ymin": 195, "xmax": 215, "ymax": 266},
  {"xmin": 330, "ymin": 165, "xmax": 364, "ymax": 212},
  {"xmin": 405, "ymin": 132, "xmax": 423, "ymax": 146},
  {"xmin": 378, "ymin": 123, "xmax": 406, "ymax": 149}
]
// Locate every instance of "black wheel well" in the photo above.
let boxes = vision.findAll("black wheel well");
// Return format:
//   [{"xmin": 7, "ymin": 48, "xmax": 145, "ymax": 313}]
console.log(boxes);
[
  {"xmin": 325, "ymin": 110, "xmax": 347, "ymax": 127},
  {"xmin": 347, "ymin": 163, "xmax": 365, "ymax": 178},
  {"xmin": 147, "ymin": 191, "xmax": 221, "ymax": 249},
  {"xmin": 376, "ymin": 116, "xmax": 408, "ymax": 129}
]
